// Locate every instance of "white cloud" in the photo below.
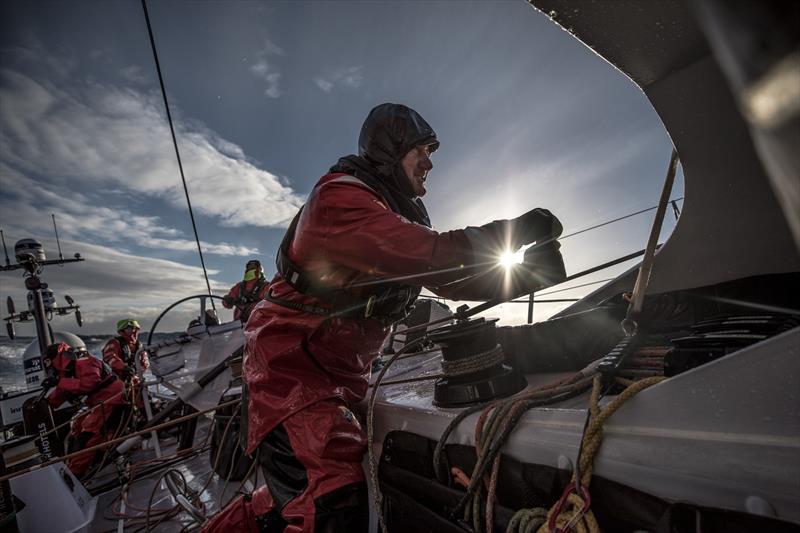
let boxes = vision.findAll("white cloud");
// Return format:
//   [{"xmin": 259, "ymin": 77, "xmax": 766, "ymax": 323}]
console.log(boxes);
[
  {"xmin": 313, "ymin": 66, "xmax": 364, "ymax": 93},
  {"xmin": 0, "ymin": 163, "xmax": 258, "ymax": 256},
  {"xmin": 0, "ymin": 49, "xmax": 304, "ymax": 228},
  {"xmin": 119, "ymin": 65, "xmax": 148, "ymax": 84},
  {"xmin": 314, "ymin": 78, "xmax": 334, "ymax": 92},
  {"xmin": 249, "ymin": 37, "xmax": 284, "ymax": 98}
]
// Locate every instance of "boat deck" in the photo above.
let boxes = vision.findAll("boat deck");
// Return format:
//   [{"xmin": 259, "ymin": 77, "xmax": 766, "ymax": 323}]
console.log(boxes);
[{"xmin": 88, "ymin": 419, "xmax": 246, "ymax": 533}]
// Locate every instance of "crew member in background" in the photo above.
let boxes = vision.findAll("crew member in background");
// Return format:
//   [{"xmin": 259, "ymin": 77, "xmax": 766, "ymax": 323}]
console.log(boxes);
[
  {"xmin": 42, "ymin": 341, "xmax": 128, "ymax": 478},
  {"xmin": 222, "ymin": 259, "xmax": 270, "ymax": 323},
  {"xmin": 204, "ymin": 103, "xmax": 566, "ymax": 532},
  {"xmin": 103, "ymin": 318, "xmax": 149, "ymax": 381},
  {"xmin": 103, "ymin": 318, "xmax": 148, "ymax": 412}
]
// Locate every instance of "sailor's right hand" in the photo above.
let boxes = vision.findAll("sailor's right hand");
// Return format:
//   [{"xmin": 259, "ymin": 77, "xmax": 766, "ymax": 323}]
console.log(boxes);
[
  {"xmin": 41, "ymin": 376, "xmax": 58, "ymax": 390},
  {"xmin": 222, "ymin": 295, "xmax": 235, "ymax": 308},
  {"xmin": 510, "ymin": 208, "xmax": 563, "ymax": 248}
]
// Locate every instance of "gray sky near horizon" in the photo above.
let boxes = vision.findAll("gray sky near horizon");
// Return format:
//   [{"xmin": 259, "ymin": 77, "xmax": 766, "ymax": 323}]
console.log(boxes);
[{"xmin": 0, "ymin": 0, "xmax": 682, "ymax": 336}]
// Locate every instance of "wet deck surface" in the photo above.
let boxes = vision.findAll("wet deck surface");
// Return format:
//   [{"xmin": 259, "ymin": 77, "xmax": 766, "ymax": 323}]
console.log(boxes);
[{"xmin": 89, "ymin": 420, "xmax": 250, "ymax": 532}]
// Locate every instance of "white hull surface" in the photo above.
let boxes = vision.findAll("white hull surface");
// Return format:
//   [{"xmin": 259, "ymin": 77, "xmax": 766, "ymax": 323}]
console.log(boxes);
[{"xmin": 365, "ymin": 326, "xmax": 800, "ymax": 524}]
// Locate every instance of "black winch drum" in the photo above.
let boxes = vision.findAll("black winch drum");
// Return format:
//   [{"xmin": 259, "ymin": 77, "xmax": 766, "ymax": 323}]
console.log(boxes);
[{"xmin": 429, "ymin": 318, "xmax": 526, "ymax": 407}]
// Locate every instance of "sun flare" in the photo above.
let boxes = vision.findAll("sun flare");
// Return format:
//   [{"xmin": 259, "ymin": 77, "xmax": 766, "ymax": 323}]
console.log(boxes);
[{"xmin": 499, "ymin": 249, "xmax": 524, "ymax": 269}]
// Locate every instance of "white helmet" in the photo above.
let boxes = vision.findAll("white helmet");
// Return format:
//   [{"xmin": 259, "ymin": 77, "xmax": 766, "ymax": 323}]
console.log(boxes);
[{"xmin": 23, "ymin": 331, "xmax": 87, "ymax": 360}]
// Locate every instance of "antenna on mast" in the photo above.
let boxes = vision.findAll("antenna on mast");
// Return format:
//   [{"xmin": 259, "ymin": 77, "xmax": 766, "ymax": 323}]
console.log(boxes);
[
  {"xmin": 51, "ymin": 214, "xmax": 64, "ymax": 262},
  {"xmin": 0, "ymin": 229, "xmax": 10, "ymax": 267}
]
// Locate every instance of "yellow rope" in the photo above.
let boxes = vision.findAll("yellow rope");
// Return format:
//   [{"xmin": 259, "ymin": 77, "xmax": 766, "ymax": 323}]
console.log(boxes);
[{"xmin": 534, "ymin": 375, "xmax": 666, "ymax": 533}]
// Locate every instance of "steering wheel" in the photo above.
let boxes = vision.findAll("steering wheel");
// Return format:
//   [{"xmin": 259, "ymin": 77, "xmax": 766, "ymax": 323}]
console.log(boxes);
[{"xmin": 146, "ymin": 294, "xmax": 225, "ymax": 347}]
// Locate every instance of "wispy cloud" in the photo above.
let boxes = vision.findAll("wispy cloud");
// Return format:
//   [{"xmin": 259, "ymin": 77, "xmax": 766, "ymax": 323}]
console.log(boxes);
[
  {"xmin": 0, "ymin": 46, "xmax": 304, "ymax": 228},
  {"xmin": 313, "ymin": 66, "xmax": 364, "ymax": 93},
  {"xmin": 0, "ymin": 164, "xmax": 258, "ymax": 256},
  {"xmin": 119, "ymin": 65, "xmax": 148, "ymax": 84},
  {"xmin": 249, "ymin": 37, "xmax": 284, "ymax": 98}
]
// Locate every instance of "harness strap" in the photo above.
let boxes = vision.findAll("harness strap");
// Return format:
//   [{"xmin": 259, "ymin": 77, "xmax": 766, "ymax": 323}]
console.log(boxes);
[
  {"xmin": 276, "ymin": 207, "xmax": 314, "ymax": 294},
  {"xmin": 275, "ymin": 176, "xmax": 417, "ymax": 321},
  {"xmin": 237, "ymin": 279, "xmax": 266, "ymax": 305},
  {"xmin": 115, "ymin": 337, "xmax": 140, "ymax": 366},
  {"xmin": 264, "ymin": 288, "xmax": 335, "ymax": 317},
  {"xmin": 264, "ymin": 287, "xmax": 412, "ymax": 321}
]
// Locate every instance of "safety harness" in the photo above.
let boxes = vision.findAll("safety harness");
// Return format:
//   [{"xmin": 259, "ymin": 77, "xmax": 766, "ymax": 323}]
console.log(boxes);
[
  {"xmin": 273, "ymin": 178, "xmax": 418, "ymax": 323},
  {"xmin": 235, "ymin": 279, "xmax": 267, "ymax": 306},
  {"xmin": 114, "ymin": 337, "xmax": 141, "ymax": 366}
]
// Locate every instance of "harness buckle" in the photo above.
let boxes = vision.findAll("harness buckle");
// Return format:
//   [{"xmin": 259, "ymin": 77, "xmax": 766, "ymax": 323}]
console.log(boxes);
[{"xmin": 364, "ymin": 295, "xmax": 376, "ymax": 318}]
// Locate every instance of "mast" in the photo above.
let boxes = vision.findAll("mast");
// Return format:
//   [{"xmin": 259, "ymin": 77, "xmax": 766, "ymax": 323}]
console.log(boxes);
[{"xmin": 1, "ymin": 235, "xmax": 84, "ymax": 388}]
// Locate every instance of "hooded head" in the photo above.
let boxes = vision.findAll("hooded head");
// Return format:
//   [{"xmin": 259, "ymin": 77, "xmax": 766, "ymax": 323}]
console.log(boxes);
[
  {"xmin": 44, "ymin": 341, "xmax": 86, "ymax": 376},
  {"xmin": 358, "ymin": 103, "xmax": 439, "ymax": 198}
]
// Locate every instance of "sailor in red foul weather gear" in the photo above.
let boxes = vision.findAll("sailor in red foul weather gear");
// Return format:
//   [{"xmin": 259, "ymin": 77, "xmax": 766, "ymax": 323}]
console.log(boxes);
[
  {"xmin": 43, "ymin": 342, "xmax": 129, "ymax": 478},
  {"xmin": 103, "ymin": 318, "xmax": 148, "ymax": 411},
  {"xmin": 102, "ymin": 318, "xmax": 149, "ymax": 381},
  {"xmin": 203, "ymin": 103, "xmax": 566, "ymax": 532},
  {"xmin": 222, "ymin": 259, "xmax": 271, "ymax": 323}
]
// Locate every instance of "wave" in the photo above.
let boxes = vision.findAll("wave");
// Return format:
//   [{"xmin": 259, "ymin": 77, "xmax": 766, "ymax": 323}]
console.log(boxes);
[{"xmin": 0, "ymin": 332, "xmax": 184, "ymax": 392}]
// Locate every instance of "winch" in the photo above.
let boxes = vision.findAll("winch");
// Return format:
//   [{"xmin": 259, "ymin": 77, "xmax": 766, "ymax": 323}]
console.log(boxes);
[{"xmin": 429, "ymin": 317, "xmax": 526, "ymax": 407}]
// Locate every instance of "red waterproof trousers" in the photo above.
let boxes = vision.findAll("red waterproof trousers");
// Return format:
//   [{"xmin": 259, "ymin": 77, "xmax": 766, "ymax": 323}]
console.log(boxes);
[{"xmin": 203, "ymin": 399, "xmax": 367, "ymax": 533}]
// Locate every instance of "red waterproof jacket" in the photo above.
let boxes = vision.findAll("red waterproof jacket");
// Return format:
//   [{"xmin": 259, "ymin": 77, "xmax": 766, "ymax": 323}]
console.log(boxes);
[
  {"xmin": 102, "ymin": 336, "xmax": 149, "ymax": 379},
  {"xmin": 47, "ymin": 344, "xmax": 127, "ymax": 434},
  {"xmin": 243, "ymin": 173, "xmax": 508, "ymax": 453},
  {"xmin": 223, "ymin": 278, "xmax": 270, "ymax": 322}
]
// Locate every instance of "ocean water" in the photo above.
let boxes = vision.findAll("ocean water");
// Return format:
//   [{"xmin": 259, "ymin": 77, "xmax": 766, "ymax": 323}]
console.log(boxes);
[{"xmin": 0, "ymin": 333, "xmax": 178, "ymax": 393}]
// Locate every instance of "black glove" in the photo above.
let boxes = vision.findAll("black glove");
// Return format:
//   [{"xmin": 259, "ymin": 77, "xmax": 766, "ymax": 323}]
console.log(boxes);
[
  {"xmin": 121, "ymin": 366, "xmax": 135, "ymax": 380},
  {"xmin": 41, "ymin": 376, "xmax": 58, "ymax": 389},
  {"xmin": 445, "ymin": 240, "xmax": 566, "ymax": 302},
  {"xmin": 465, "ymin": 208, "xmax": 563, "ymax": 267},
  {"xmin": 510, "ymin": 208, "xmax": 563, "ymax": 249},
  {"xmin": 222, "ymin": 295, "xmax": 235, "ymax": 307},
  {"xmin": 519, "ymin": 240, "xmax": 567, "ymax": 292}
]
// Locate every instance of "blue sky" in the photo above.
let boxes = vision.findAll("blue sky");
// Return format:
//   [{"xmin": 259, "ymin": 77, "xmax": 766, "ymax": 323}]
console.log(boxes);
[{"xmin": 0, "ymin": 1, "xmax": 682, "ymax": 335}]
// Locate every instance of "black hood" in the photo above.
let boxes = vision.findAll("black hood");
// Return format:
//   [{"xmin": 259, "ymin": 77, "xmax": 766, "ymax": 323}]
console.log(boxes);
[
  {"xmin": 330, "ymin": 103, "xmax": 438, "ymax": 227},
  {"xmin": 358, "ymin": 103, "xmax": 439, "ymax": 169}
]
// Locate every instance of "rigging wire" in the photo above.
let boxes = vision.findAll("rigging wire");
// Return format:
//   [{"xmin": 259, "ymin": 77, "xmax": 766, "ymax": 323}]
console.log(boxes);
[
  {"xmin": 141, "ymin": 0, "xmax": 216, "ymax": 310},
  {"xmin": 536, "ymin": 277, "xmax": 616, "ymax": 297},
  {"xmin": 420, "ymin": 278, "xmax": 613, "ymax": 302},
  {"xmin": 410, "ymin": 195, "xmax": 684, "ymax": 305},
  {"xmin": 559, "ymin": 196, "xmax": 683, "ymax": 241}
]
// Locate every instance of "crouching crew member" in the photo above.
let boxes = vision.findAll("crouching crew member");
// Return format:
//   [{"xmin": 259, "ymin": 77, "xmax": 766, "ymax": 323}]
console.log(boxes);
[
  {"xmin": 204, "ymin": 103, "xmax": 566, "ymax": 532},
  {"xmin": 222, "ymin": 259, "xmax": 270, "ymax": 323},
  {"xmin": 42, "ymin": 341, "xmax": 129, "ymax": 478}
]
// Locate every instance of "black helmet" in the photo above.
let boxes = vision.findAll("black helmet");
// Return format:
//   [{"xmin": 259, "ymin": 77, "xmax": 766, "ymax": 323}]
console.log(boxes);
[
  {"xmin": 358, "ymin": 103, "xmax": 439, "ymax": 168},
  {"xmin": 246, "ymin": 259, "xmax": 261, "ymax": 270}
]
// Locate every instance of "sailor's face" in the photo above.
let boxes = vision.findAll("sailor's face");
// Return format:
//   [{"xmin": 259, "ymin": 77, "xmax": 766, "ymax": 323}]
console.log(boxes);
[
  {"xmin": 122, "ymin": 325, "xmax": 140, "ymax": 343},
  {"xmin": 401, "ymin": 144, "xmax": 433, "ymax": 197}
]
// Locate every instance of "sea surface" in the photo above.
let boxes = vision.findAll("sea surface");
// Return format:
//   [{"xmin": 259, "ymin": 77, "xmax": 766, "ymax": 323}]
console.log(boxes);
[{"xmin": 0, "ymin": 333, "xmax": 178, "ymax": 393}]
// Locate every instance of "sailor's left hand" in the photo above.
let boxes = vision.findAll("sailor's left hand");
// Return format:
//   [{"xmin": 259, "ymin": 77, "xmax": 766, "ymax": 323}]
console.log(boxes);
[{"xmin": 520, "ymin": 239, "xmax": 567, "ymax": 292}]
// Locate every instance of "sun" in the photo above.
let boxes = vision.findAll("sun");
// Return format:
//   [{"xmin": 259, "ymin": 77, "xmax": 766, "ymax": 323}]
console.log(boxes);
[{"xmin": 498, "ymin": 249, "xmax": 524, "ymax": 269}]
